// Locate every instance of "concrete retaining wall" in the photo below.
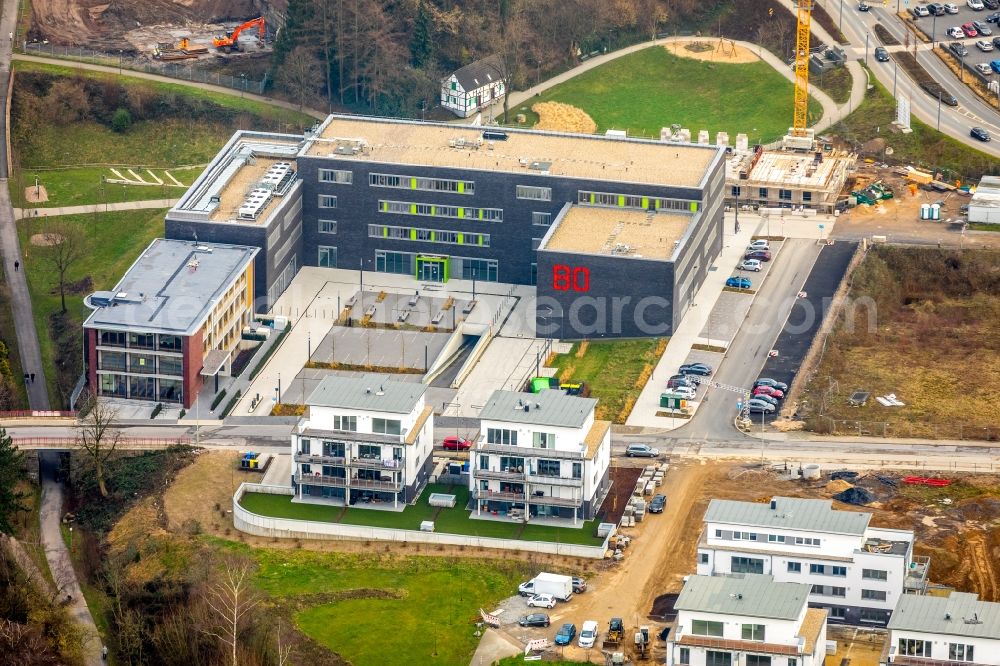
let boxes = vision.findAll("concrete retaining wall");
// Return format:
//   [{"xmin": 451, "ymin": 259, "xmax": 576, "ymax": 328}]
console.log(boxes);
[{"xmin": 233, "ymin": 482, "xmax": 610, "ymax": 558}]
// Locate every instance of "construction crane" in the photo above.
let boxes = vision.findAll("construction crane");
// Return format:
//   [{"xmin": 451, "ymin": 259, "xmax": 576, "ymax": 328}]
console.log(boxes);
[
  {"xmin": 213, "ymin": 16, "xmax": 266, "ymax": 53},
  {"xmin": 792, "ymin": 0, "xmax": 813, "ymax": 137}
]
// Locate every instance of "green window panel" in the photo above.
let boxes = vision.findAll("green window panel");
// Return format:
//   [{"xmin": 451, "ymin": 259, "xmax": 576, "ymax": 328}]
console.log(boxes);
[
  {"xmin": 589, "ymin": 193, "xmax": 595, "ymax": 203},
  {"xmin": 380, "ymin": 201, "xmax": 387, "ymax": 211},
  {"xmin": 690, "ymin": 201, "xmax": 698, "ymax": 212},
  {"xmin": 617, "ymin": 195, "xmax": 625, "ymax": 207},
  {"xmin": 410, "ymin": 228, "xmax": 417, "ymax": 240},
  {"xmin": 382, "ymin": 227, "xmax": 388, "ymax": 237},
  {"xmin": 642, "ymin": 197, "xmax": 649, "ymax": 209},
  {"xmin": 478, "ymin": 235, "xmax": 483, "ymax": 246},
  {"xmin": 478, "ymin": 209, "xmax": 484, "ymax": 220},
  {"xmin": 655, "ymin": 199, "xmax": 660, "ymax": 210},
  {"xmin": 457, "ymin": 182, "xmax": 465, "ymax": 193},
  {"xmin": 410, "ymin": 177, "xmax": 417, "ymax": 189},
  {"xmin": 458, "ymin": 233, "xmax": 464, "ymax": 244},
  {"xmin": 410, "ymin": 203, "xmax": 417, "ymax": 214},
  {"xmin": 458, "ymin": 208, "xmax": 465, "ymax": 218}
]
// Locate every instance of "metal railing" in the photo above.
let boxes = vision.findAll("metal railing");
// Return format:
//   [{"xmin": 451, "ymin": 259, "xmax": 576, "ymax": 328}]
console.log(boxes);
[
  {"xmin": 472, "ymin": 468, "xmax": 526, "ymax": 481},
  {"xmin": 475, "ymin": 442, "xmax": 586, "ymax": 460},
  {"xmin": 473, "ymin": 489, "xmax": 526, "ymax": 502},
  {"xmin": 293, "ymin": 453, "xmax": 347, "ymax": 466},
  {"xmin": 295, "ymin": 473, "xmax": 401, "ymax": 492},
  {"xmin": 351, "ymin": 457, "xmax": 404, "ymax": 471},
  {"xmin": 13, "ymin": 436, "xmax": 191, "ymax": 448},
  {"xmin": 526, "ymin": 473, "xmax": 584, "ymax": 488},
  {"xmin": 0, "ymin": 410, "xmax": 77, "ymax": 418},
  {"xmin": 19, "ymin": 42, "xmax": 268, "ymax": 95},
  {"xmin": 528, "ymin": 494, "xmax": 582, "ymax": 508}
]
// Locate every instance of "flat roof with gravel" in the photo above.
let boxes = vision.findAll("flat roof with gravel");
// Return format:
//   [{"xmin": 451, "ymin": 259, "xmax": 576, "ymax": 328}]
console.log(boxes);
[
  {"xmin": 304, "ymin": 115, "xmax": 722, "ymax": 188},
  {"xmin": 540, "ymin": 205, "xmax": 693, "ymax": 260}
]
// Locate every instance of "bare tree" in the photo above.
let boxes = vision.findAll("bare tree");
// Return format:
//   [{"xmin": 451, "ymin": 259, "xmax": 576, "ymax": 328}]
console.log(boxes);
[
  {"xmin": 279, "ymin": 46, "xmax": 322, "ymax": 110},
  {"xmin": 75, "ymin": 391, "xmax": 121, "ymax": 498},
  {"xmin": 37, "ymin": 222, "xmax": 86, "ymax": 314},
  {"xmin": 494, "ymin": 0, "xmax": 527, "ymax": 123},
  {"xmin": 202, "ymin": 557, "xmax": 260, "ymax": 666}
]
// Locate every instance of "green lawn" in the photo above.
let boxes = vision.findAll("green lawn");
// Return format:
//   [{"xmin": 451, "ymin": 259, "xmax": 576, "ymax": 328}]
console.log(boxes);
[
  {"xmin": 218, "ymin": 544, "xmax": 536, "ymax": 666},
  {"xmin": 547, "ymin": 338, "xmax": 666, "ymax": 423},
  {"xmin": 830, "ymin": 68, "xmax": 999, "ymax": 181},
  {"xmin": 505, "ymin": 46, "xmax": 822, "ymax": 143},
  {"xmin": 15, "ymin": 165, "xmax": 195, "ymax": 209},
  {"xmin": 17, "ymin": 209, "xmax": 165, "ymax": 407},
  {"xmin": 812, "ymin": 65, "xmax": 853, "ymax": 106},
  {"xmin": 239, "ymin": 483, "xmax": 603, "ymax": 546}
]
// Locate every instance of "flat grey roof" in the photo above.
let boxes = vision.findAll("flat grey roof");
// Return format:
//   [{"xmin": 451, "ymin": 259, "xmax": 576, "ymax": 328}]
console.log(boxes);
[
  {"xmin": 306, "ymin": 374, "xmax": 426, "ymax": 415},
  {"xmin": 478, "ymin": 390, "xmax": 595, "ymax": 429},
  {"xmin": 83, "ymin": 238, "xmax": 257, "ymax": 336},
  {"xmin": 675, "ymin": 574, "xmax": 808, "ymax": 621},
  {"xmin": 971, "ymin": 175, "xmax": 1000, "ymax": 209},
  {"xmin": 889, "ymin": 592, "xmax": 1000, "ymax": 640},
  {"xmin": 705, "ymin": 497, "xmax": 871, "ymax": 536}
]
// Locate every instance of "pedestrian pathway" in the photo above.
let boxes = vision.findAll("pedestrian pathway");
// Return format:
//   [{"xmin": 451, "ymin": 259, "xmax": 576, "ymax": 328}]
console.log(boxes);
[{"xmin": 14, "ymin": 197, "xmax": 179, "ymax": 219}]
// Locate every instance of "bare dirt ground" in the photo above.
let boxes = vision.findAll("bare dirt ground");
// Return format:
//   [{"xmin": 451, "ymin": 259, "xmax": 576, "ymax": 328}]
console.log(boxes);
[
  {"xmin": 29, "ymin": 0, "xmax": 256, "ymax": 49},
  {"xmin": 664, "ymin": 39, "xmax": 761, "ymax": 64},
  {"xmin": 29, "ymin": 233, "xmax": 63, "ymax": 246},
  {"xmin": 532, "ymin": 102, "xmax": 597, "ymax": 134},
  {"xmin": 24, "ymin": 186, "xmax": 48, "ymax": 203}
]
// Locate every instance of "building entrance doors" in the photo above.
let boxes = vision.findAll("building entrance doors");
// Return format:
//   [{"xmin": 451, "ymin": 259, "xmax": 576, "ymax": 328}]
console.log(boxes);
[{"xmin": 416, "ymin": 255, "xmax": 448, "ymax": 282}]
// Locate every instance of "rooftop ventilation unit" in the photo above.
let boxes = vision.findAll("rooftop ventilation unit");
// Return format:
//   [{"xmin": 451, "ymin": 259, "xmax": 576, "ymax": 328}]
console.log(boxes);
[
  {"xmin": 528, "ymin": 161, "xmax": 551, "ymax": 174},
  {"xmin": 482, "ymin": 130, "xmax": 508, "ymax": 141},
  {"xmin": 238, "ymin": 188, "xmax": 273, "ymax": 220},
  {"xmin": 258, "ymin": 161, "xmax": 295, "ymax": 195}
]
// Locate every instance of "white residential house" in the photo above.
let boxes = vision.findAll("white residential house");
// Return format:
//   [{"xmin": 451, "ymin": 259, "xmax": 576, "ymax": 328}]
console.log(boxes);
[
  {"xmin": 696, "ymin": 497, "xmax": 929, "ymax": 627},
  {"xmin": 291, "ymin": 374, "xmax": 434, "ymax": 508},
  {"xmin": 470, "ymin": 390, "xmax": 611, "ymax": 525},
  {"xmin": 441, "ymin": 55, "xmax": 505, "ymax": 118},
  {"xmin": 882, "ymin": 592, "xmax": 1000, "ymax": 665},
  {"xmin": 667, "ymin": 574, "xmax": 828, "ymax": 666}
]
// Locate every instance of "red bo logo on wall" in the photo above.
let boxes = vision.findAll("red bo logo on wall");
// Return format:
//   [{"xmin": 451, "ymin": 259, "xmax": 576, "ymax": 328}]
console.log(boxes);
[{"xmin": 552, "ymin": 265, "xmax": 590, "ymax": 292}]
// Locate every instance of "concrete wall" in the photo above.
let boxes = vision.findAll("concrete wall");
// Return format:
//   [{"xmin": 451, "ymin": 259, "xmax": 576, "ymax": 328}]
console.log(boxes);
[{"xmin": 233, "ymin": 482, "xmax": 610, "ymax": 558}]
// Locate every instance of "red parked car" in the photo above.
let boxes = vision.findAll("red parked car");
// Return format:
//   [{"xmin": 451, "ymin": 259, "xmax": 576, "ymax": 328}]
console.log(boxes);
[
  {"xmin": 745, "ymin": 250, "xmax": 773, "ymax": 262},
  {"xmin": 441, "ymin": 436, "xmax": 473, "ymax": 451},
  {"xmin": 963, "ymin": 21, "xmax": 980, "ymax": 36},
  {"xmin": 753, "ymin": 385, "xmax": 785, "ymax": 400}
]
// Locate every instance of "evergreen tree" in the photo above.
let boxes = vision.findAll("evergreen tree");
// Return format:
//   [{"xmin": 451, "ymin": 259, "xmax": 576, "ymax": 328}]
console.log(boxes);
[
  {"xmin": 0, "ymin": 427, "xmax": 28, "ymax": 535},
  {"xmin": 410, "ymin": 1, "xmax": 434, "ymax": 68}
]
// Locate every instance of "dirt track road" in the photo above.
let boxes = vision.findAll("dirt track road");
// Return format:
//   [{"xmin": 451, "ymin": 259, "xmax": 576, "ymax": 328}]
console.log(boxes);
[{"xmin": 550, "ymin": 461, "xmax": 718, "ymax": 662}]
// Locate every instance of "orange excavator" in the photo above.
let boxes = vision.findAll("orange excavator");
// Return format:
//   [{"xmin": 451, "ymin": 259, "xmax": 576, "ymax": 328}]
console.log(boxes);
[{"xmin": 212, "ymin": 16, "xmax": 265, "ymax": 53}]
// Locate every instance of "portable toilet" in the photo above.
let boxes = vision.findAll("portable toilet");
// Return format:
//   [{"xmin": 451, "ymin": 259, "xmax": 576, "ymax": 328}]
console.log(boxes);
[
  {"xmin": 930, "ymin": 203, "xmax": 941, "ymax": 220},
  {"xmin": 919, "ymin": 203, "xmax": 930, "ymax": 220},
  {"xmin": 240, "ymin": 452, "xmax": 260, "ymax": 470},
  {"xmin": 530, "ymin": 377, "xmax": 550, "ymax": 393}
]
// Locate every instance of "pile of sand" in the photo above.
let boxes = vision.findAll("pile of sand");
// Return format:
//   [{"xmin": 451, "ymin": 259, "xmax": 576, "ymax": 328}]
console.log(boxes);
[
  {"xmin": 532, "ymin": 102, "xmax": 597, "ymax": 134},
  {"xmin": 825, "ymin": 479, "xmax": 854, "ymax": 493},
  {"xmin": 665, "ymin": 39, "xmax": 760, "ymax": 64}
]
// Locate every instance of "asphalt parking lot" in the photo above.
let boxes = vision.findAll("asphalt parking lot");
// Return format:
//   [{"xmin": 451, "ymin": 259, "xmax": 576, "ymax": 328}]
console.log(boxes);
[{"xmin": 902, "ymin": 4, "xmax": 1000, "ymax": 81}]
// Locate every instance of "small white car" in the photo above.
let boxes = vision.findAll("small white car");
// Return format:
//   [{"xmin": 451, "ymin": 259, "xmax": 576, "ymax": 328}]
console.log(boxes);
[
  {"xmin": 969, "ymin": 0, "xmax": 985, "ymax": 9},
  {"xmin": 945, "ymin": 3, "xmax": 960, "ymax": 13},
  {"xmin": 947, "ymin": 26, "xmax": 966, "ymax": 38},
  {"xmin": 914, "ymin": 4, "xmax": 931, "ymax": 15},
  {"xmin": 977, "ymin": 38, "xmax": 995, "ymax": 50},
  {"xmin": 668, "ymin": 386, "xmax": 697, "ymax": 400},
  {"xmin": 578, "ymin": 620, "xmax": 599, "ymax": 648},
  {"xmin": 739, "ymin": 259, "xmax": 762, "ymax": 272},
  {"xmin": 527, "ymin": 594, "xmax": 556, "ymax": 609},
  {"xmin": 747, "ymin": 239, "xmax": 771, "ymax": 251},
  {"xmin": 975, "ymin": 62, "xmax": 992, "ymax": 74}
]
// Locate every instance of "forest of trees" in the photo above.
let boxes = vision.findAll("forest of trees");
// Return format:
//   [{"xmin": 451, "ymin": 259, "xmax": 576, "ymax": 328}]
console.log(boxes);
[{"xmin": 268, "ymin": 0, "xmax": 792, "ymax": 116}]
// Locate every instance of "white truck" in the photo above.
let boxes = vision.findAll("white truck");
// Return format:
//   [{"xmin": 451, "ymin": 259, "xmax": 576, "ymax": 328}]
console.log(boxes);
[{"xmin": 517, "ymin": 572, "xmax": 573, "ymax": 601}]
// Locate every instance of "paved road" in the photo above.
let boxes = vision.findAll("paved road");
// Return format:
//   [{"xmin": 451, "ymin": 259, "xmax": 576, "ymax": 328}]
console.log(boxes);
[
  {"xmin": 831, "ymin": 0, "xmax": 1000, "ymax": 156},
  {"xmin": 38, "ymin": 452, "xmax": 103, "ymax": 665},
  {"xmin": 14, "ymin": 197, "xmax": 179, "ymax": 219},
  {"xmin": 0, "ymin": 0, "xmax": 49, "ymax": 410}
]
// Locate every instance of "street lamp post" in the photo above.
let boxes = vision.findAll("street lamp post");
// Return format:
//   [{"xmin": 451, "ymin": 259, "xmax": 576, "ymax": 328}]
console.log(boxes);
[
  {"xmin": 840, "ymin": 0, "xmax": 844, "ymax": 30},
  {"xmin": 937, "ymin": 91, "xmax": 942, "ymax": 131},
  {"xmin": 959, "ymin": 50, "xmax": 965, "ymax": 83},
  {"xmin": 865, "ymin": 32, "xmax": 870, "ymax": 67},
  {"xmin": 240, "ymin": 73, "xmax": 246, "ymax": 98},
  {"xmin": 118, "ymin": 49, "xmax": 123, "ymax": 75},
  {"xmin": 892, "ymin": 61, "xmax": 897, "ymax": 98},
  {"xmin": 932, "ymin": 15, "xmax": 938, "ymax": 46}
]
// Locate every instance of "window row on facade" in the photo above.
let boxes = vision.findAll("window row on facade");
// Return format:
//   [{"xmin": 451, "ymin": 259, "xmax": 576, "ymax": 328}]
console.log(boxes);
[
  {"xmin": 477, "ymin": 454, "xmax": 583, "ymax": 479},
  {"xmin": 897, "ymin": 639, "xmax": 974, "ymax": 661},
  {"xmin": 378, "ymin": 199, "xmax": 503, "ymax": 222},
  {"xmin": 97, "ymin": 351, "xmax": 183, "ymax": 376},
  {"xmin": 731, "ymin": 186, "xmax": 814, "ymax": 203},
  {"xmin": 99, "ymin": 374, "xmax": 183, "ymax": 403},
  {"xmin": 98, "ymin": 330, "xmax": 182, "ymax": 351},
  {"xmin": 577, "ymin": 190, "xmax": 701, "ymax": 212},
  {"xmin": 369, "ymin": 173, "xmax": 475, "ymax": 195},
  {"xmin": 713, "ymin": 529, "xmax": 820, "ymax": 546},
  {"xmin": 368, "ymin": 224, "xmax": 490, "ymax": 247},
  {"xmin": 374, "ymin": 250, "xmax": 498, "ymax": 282}
]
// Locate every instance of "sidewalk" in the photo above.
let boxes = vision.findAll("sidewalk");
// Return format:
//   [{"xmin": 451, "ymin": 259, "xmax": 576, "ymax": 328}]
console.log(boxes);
[
  {"xmin": 14, "ymin": 198, "xmax": 179, "ymax": 219},
  {"xmin": 757, "ymin": 430, "xmax": 1000, "ymax": 448}
]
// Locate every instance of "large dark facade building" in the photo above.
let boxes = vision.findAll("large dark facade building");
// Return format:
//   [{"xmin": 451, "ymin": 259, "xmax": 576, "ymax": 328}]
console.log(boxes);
[{"xmin": 165, "ymin": 115, "xmax": 726, "ymax": 338}]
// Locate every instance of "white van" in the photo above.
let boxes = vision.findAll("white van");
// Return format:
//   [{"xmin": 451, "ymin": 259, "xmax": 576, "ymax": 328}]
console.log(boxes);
[{"xmin": 578, "ymin": 620, "xmax": 599, "ymax": 648}]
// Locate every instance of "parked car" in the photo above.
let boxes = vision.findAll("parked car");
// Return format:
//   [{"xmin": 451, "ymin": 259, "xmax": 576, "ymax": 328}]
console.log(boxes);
[
  {"xmin": 985, "ymin": 0, "xmax": 999, "ymax": 9},
  {"xmin": 554, "ymin": 623, "xmax": 577, "ymax": 646},
  {"xmin": 858, "ymin": 1, "xmax": 871, "ymax": 9},
  {"xmin": 747, "ymin": 239, "xmax": 770, "ymax": 250},
  {"xmin": 977, "ymin": 38, "xmax": 995, "ymax": 50},
  {"xmin": 572, "ymin": 577, "xmax": 587, "ymax": 594},
  {"xmin": 963, "ymin": 21, "xmax": 980, "ymax": 36},
  {"xmin": 992, "ymin": 59, "xmax": 1000, "ymax": 72},
  {"xmin": 726, "ymin": 276, "xmax": 752, "ymax": 289},
  {"xmin": 969, "ymin": 0, "xmax": 985, "ymax": 10},
  {"xmin": 649, "ymin": 494, "xmax": 667, "ymax": 513},
  {"xmin": 971, "ymin": 126, "xmax": 992, "ymax": 141},
  {"xmin": 527, "ymin": 594, "xmax": 556, "ymax": 609},
  {"xmin": 666, "ymin": 377, "xmax": 695, "ymax": 390},
  {"xmin": 746, "ymin": 399, "xmax": 777, "ymax": 414},
  {"xmin": 441, "ymin": 435, "xmax": 472, "ymax": 451},
  {"xmin": 745, "ymin": 249, "xmax": 772, "ymax": 261},
  {"xmin": 753, "ymin": 385, "xmax": 785, "ymax": 399},
  {"xmin": 994, "ymin": 35, "xmax": 1000, "ymax": 46},
  {"xmin": 947, "ymin": 25, "xmax": 966, "ymax": 37},
  {"xmin": 874, "ymin": 46, "xmax": 890, "ymax": 61},
  {"xmin": 974, "ymin": 19, "xmax": 994, "ymax": 33},
  {"xmin": 667, "ymin": 386, "xmax": 697, "ymax": 400},
  {"xmin": 946, "ymin": 2, "xmax": 961, "ymax": 12},
  {"xmin": 668, "ymin": 373, "xmax": 696, "ymax": 385},
  {"xmin": 988, "ymin": 10, "xmax": 1000, "ymax": 21},
  {"xmin": 976, "ymin": 61, "xmax": 993, "ymax": 73},
  {"xmin": 913, "ymin": 4, "xmax": 932, "ymax": 15},
  {"xmin": 928, "ymin": 2, "xmax": 947, "ymax": 14},
  {"xmin": 949, "ymin": 41, "xmax": 969, "ymax": 57},
  {"xmin": 579, "ymin": 620, "xmax": 600, "ymax": 648},
  {"xmin": 754, "ymin": 378, "xmax": 789, "ymax": 391},
  {"xmin": 626, "ymin": 444, "xmax": 661, "ymax": 458},
  {"xmin": 518, "ymin": 614, "xmax": 551, "ymax": 628},
  {"xmin": 679, "ymin": 362, "xmax": 713, "ymax": 376},
  {"xmin": 739, "ymin": 259, "xmax": 762, "ymax": 272},
  {"xmin": 751, "ymin": 393, "xmax": 779, "ymax": 407}
]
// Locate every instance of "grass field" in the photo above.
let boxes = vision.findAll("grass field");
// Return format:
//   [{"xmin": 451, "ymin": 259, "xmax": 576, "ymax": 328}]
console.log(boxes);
[
  {"xmin": 504, "ymin": 47, "xmax": 821, "ymax": 142},
  {"xmin": 16, "ymin": 165, "xmax": 196, "ymax": 209},
  {"xmin": 0, "ymin": 264, "xmax": 28, "ymax": 409},
  {"xmin": 211, "ymin": 541, "xmax": 536, "ymax": 666},
  {"xmin": 812, "ymin": 65, "xmax": 853, "ymax": 106},
  {"xmin": 239, "ymin": 483, "xmax": 603, "ymax": 546},
  {"xmin": 830, "ymin": 70, "xmax": 999, "ymax": 181},
  {"xmin": 17, "ymin": 209, "xmax": 165, "ymax": 407},
  {"xmin": 802, "ymin": 246, "xmax": 1000, "ymax": 439},
  {"xmin": 546, "ymin": 338, "xmax": 666, "ymax": 423}
]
